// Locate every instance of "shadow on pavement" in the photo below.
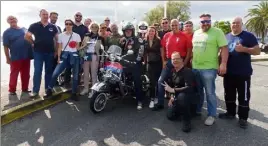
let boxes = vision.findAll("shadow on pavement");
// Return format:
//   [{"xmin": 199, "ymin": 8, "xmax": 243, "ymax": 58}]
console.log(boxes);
[{"xmin": 1, "ymin": 95, "xmax": 268, "ymax": 146}]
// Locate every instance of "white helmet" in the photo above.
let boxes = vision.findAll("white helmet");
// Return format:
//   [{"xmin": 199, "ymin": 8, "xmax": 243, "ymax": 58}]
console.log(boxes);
[{"xmin": 138, "ymin": 21, "xmax": 149, "ymax": 33}]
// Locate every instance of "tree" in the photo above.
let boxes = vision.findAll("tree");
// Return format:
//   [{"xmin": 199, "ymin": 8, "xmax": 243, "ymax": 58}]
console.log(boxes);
[
  {"xmin": 213, "ymin": 21, "xmax": 231, "ymax": 34},
  {"xmin": 143, "ymin": 1, "xmax": 191, "ymax": 25},
  {"xmin": 245, "ymin": 1, "xmax": 268, "ymax": 43}
]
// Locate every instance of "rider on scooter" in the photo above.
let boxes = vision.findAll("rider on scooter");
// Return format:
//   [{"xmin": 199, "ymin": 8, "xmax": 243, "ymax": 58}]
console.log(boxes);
[{"xmin": 119, "ymin": 22, "xmax": 145, "ymax": 110}]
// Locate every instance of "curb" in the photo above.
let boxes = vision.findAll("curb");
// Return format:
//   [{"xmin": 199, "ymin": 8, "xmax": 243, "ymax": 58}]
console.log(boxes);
[
  {"xmin": 251, "ymin": 56, "xmax": 268, "ymax": 62},
  {"xmin": 1, "ymin": 87, "xmax": 71, "ymax": 126}
]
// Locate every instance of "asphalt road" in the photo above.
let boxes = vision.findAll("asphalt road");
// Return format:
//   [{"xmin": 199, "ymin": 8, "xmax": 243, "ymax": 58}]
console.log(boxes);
[{"xmin": 2, "ymin": 62, "xmax": 268, "ymax": 146}]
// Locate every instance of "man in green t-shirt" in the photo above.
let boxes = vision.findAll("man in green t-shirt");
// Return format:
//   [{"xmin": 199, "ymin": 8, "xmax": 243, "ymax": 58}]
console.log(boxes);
[{"xmin": 192, "ymin": 13, "xmax": 229, "ymax": 126}]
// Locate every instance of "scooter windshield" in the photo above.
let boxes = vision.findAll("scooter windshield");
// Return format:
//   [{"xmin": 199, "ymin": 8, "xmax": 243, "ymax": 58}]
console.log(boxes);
[{"xmin": 107, "ymin": 45, "xmax": 122, "ymax": 56}]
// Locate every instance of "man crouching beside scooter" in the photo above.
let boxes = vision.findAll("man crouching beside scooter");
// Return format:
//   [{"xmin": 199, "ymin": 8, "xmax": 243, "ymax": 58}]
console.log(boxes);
[
  {"xmin": 119, "ymin": 22, "xmax": 145, "ymax": 110},
  {"xmin": 162, "ymin": 52, "xmax": 199, "ymax": 132}
]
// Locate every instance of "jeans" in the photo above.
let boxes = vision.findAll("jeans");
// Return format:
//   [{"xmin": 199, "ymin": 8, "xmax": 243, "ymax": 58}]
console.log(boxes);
[
  {"xmin": 192, "ymin": 69, "xmax": 217, "ymax": 117},
  {"xmin": 33, "ymin": 52, "xmax": 54, "ymax": 93},
  {"xmin": 125, "ymin": 62, "xmax": 144, "ymax": 103},
  {"xmin": 157, "ymin": 59, "xmax": 173, "ymax": 105},
  {"xmin": 48, "ymin": 51, "xmax": 80, "ymax": 93}
]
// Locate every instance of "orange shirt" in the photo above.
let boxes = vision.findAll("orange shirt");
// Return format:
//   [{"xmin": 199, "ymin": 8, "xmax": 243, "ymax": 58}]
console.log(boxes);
[{"xmin": 161, "ymin": 31, "xmax": 192, "ymax": 58}]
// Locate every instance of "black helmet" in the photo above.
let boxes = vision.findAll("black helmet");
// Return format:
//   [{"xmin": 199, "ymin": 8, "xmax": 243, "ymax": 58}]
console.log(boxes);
[
  {"xmin": 122, "ymin": 22, "xmax": 135, "ymax": 37},
  {"xmin": 122, "ymin": 22, "xmax": 135, "ymax": 31}
]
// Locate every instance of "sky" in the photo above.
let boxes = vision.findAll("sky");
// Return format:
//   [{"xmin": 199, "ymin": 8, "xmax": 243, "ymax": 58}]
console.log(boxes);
[{"xmin": 0, "ymin": 1, "xmax": 261, "ymax": 35}]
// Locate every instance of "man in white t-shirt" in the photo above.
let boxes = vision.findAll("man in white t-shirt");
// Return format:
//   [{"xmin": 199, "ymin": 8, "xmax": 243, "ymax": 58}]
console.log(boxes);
[{"xmin": 46, "ymin": 19, "xmax": 81, "ymax": 101}]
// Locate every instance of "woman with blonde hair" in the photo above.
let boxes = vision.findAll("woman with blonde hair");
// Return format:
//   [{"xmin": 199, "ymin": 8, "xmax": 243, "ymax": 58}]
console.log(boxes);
[
  {"xmin": 144, "ymin": 26, "xmax": 162, "ymax": 108},
  {"xmin": 80, "ymin": 22, "xmax": 105, "ymax": 95}
]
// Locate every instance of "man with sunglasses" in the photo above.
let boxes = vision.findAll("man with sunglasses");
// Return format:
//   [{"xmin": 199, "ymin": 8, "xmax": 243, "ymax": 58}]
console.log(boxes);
[
  {"xmin": 153, "ymin": 19, "xmax": 192, "ymax": 111},
  {"xmin": 3, "ymin": 16, "xmax": 33, "ymax": 100},
  {"xmin": 192, "ymin": 14, "xmax": 229, "ymax": 126},
  {"xmin": 158, "ymin": 18, "xmax": 171, "ymax": 39},
  {"xmin": 25, "ymin": 9, "xmax": 58, "ymax": 97},
  {"xmin": 63, "ymin": 12, "xmax": 89, "ymax": 86}
]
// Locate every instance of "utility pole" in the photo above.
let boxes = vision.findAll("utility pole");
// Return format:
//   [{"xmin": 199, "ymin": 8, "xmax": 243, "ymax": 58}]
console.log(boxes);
[{"xmin": 164, "ymin": 1, "xmax": 167, "ymax": 18}]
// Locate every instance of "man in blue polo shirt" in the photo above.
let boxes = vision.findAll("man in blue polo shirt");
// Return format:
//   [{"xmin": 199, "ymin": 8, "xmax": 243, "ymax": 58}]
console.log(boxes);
[
  {"xmin": 25, "ymin": 9, "xmax": 58, "ymax": 97},
  {"xmin": 3, "ymin": 16, "xmax": 33, "ymax": 100},
  {"xmin": 219, "ymin": 17, "xmax": 260, "ymax": 129}
]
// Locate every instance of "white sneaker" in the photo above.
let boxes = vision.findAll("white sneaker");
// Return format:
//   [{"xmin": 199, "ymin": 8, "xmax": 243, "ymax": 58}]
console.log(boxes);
[
  {"xmin": 137, "ymin": 102, "xmax": 142, "ymax": 110},
  {"xmin": 80, "ymin": 88, "xmax": 89, "ymax": 96},
  {"xmin": 149, "ymin": 100, "xmax": 154, "ymax": 108},
  {"xmin": 154, "ymin": 98, "xmax": 158, "ymax": 104},
  {"xmin": 205, "ymin": 116, "xmax": 215, "ymax": 126}
]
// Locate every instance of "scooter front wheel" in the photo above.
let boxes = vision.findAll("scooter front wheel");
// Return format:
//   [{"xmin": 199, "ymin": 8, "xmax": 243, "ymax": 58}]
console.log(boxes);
[{"xmin": 89, "ymin": 92, "xmax": 108, "ymax": 114}]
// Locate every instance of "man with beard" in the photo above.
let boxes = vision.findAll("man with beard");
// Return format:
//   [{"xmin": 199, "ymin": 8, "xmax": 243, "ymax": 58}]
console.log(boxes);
[
  {"xmin": 158, "ymin": 17, "xmax": 171, "ymax": 40},
  {"xmin": 50, "ymin": 12, "xmax": 62, "ymax": 85},
  {"xmin": 119, "ymin": 22, "xmax": 144, "ymax": 110},
  {"xmin": 192, "ymin": 13, "xmax": 229, "ymax": 126},
  {"xmin": 64, "ymin": 12, "xmax": 89, "ymax": 86},
  {"xmin": 219, "ymin": 17, "xmax": 260, "ymax": 129},
  {"xmin": 105, "ymin": 23, "xmax": 121, "ymax": 48}
]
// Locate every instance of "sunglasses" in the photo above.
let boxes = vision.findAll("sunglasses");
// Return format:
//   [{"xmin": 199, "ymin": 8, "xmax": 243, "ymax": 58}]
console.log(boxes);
[
  {"xmin": 65, "ymin": 23, "xmax": 73, "ymax": 26},
  {"xmin": 105, "ymin": 20, "xmax": 110, "ymax": 22},
  {"xmin": 101, "ymin": 27, "xmax": 107, "ymax": 29},
  {"xmin": 200, "ymin": 20, "xmax": 211, "ymax": 24},
  {"xmin": 162, "ymin": 21, "xmax": 168, "ymax": 24},
  {"xmin": 76, "ymin": 15, "xmax": 82, "ymax": 17}
]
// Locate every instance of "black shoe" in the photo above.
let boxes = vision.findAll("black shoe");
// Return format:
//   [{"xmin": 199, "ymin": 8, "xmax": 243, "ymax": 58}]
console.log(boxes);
[
  {"xmin": 70, "ymin": 93, "xmax": 79, "ymax": 101},
  {"xmin": 45, "ymin": 89, "xmax": 53, "ymax": 97},
  {"xmin": 152, "ymin": 104, "xmax": 164, "ymax": 111},
  {"xmin": 219, "ymin": 112, "xmax": 235, "ymax": 119},
  {"xmin": 239, "ymin": 119, "xmax": 248, "ymax": 129},
  {"xmin": 182, "ymin": 121, "xmax": 191, "ymax": 133}
]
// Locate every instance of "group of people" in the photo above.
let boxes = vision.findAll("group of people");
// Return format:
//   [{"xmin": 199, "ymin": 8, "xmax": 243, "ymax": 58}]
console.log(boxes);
[{"xmin": 3, "ymin": 8, "xmax": 261, "ymax": 133}]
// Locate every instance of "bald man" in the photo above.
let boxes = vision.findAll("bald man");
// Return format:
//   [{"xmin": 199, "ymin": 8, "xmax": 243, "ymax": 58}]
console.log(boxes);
[
  {"xmin": 3, "ymin": 16, "xmax": 33, "ymax": 99},
  {"xmin": 219, "ymin": 17, "xmax": 260, "ymax": 129},
  {"xmin": 153, "ymin": 19, "xmax": 192, "ymax": 111}
]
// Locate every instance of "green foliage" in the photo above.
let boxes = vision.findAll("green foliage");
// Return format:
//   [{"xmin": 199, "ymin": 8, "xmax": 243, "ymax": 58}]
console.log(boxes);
[
  {"xmin": 143, "ymin": 1, "xmax": 191, "ymax": 25},
  {"xmin": 213, "ymin": 21, "xmax": 231, "ymax": 34},
  {"xmin": 245, "ymin": 1, "xmax": 268, "ymax": 43}
]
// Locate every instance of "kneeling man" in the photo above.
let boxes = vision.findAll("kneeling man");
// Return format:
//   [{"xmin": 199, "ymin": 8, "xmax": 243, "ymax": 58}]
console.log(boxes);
[{"xmin": 162, "ymin": 52, "xmax": 199, "ymax": 132}]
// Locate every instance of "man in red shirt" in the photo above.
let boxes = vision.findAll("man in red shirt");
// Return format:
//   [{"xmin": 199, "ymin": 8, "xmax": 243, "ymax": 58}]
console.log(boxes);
[
  {"xmin": 153, "ymin": 19, "xmax": 192, "ymax": 111},
  {"xmin": 183, "ymin": 20, "xmax": 194, "ymax": 68}
]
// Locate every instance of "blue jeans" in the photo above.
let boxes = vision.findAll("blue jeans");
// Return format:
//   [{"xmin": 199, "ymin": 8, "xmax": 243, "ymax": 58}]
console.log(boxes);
[
  {"xmin": 33, "ymin": 52, "xmax": 54, "ymax": 93},
  {"xmin": 48, "ymin": 51, "xmax": 80, "ymax": 93},
  {"xmin": 192, "ymin": 69, "xmax": 217, "ymax": 117},
  {"xmin": 157, "ymin": 59, "xmax": 173, "ymax": 106}
]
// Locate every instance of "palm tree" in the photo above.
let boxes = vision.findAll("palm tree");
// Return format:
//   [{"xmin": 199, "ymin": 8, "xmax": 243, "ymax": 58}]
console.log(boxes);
[{"xmin": 245, "ymin": 1, "xmax": 268, "ymax": 43}]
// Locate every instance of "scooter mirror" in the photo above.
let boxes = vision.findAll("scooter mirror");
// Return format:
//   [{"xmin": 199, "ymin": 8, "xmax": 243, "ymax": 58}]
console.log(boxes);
[{"xmin": 127, "ymin": 50, "xmax": 134, "ymax": 55}]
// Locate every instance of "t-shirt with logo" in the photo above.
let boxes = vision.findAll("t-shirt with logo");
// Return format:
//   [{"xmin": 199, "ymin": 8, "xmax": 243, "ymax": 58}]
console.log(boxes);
[
  {"xmin": 161, "ymin": 31, "xmax": 192, "ymax": 59},
  {"xmin": 225, "ymin": 31, "xmax": 258, "ymax": 76},
  {"xmin": 58, "ymin": 32, "xmax": 81, "ymax": 52},
  {"xmin": 3, "ymin": 27, "xmax": 33, "ymax": 61},
  {"xmin": 192, "ymin": 27, "xmax": 227, "ymax": 69},
  {"xmin": 28, "ymin": 22, "xmax": 58, "ymax": 53}
]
